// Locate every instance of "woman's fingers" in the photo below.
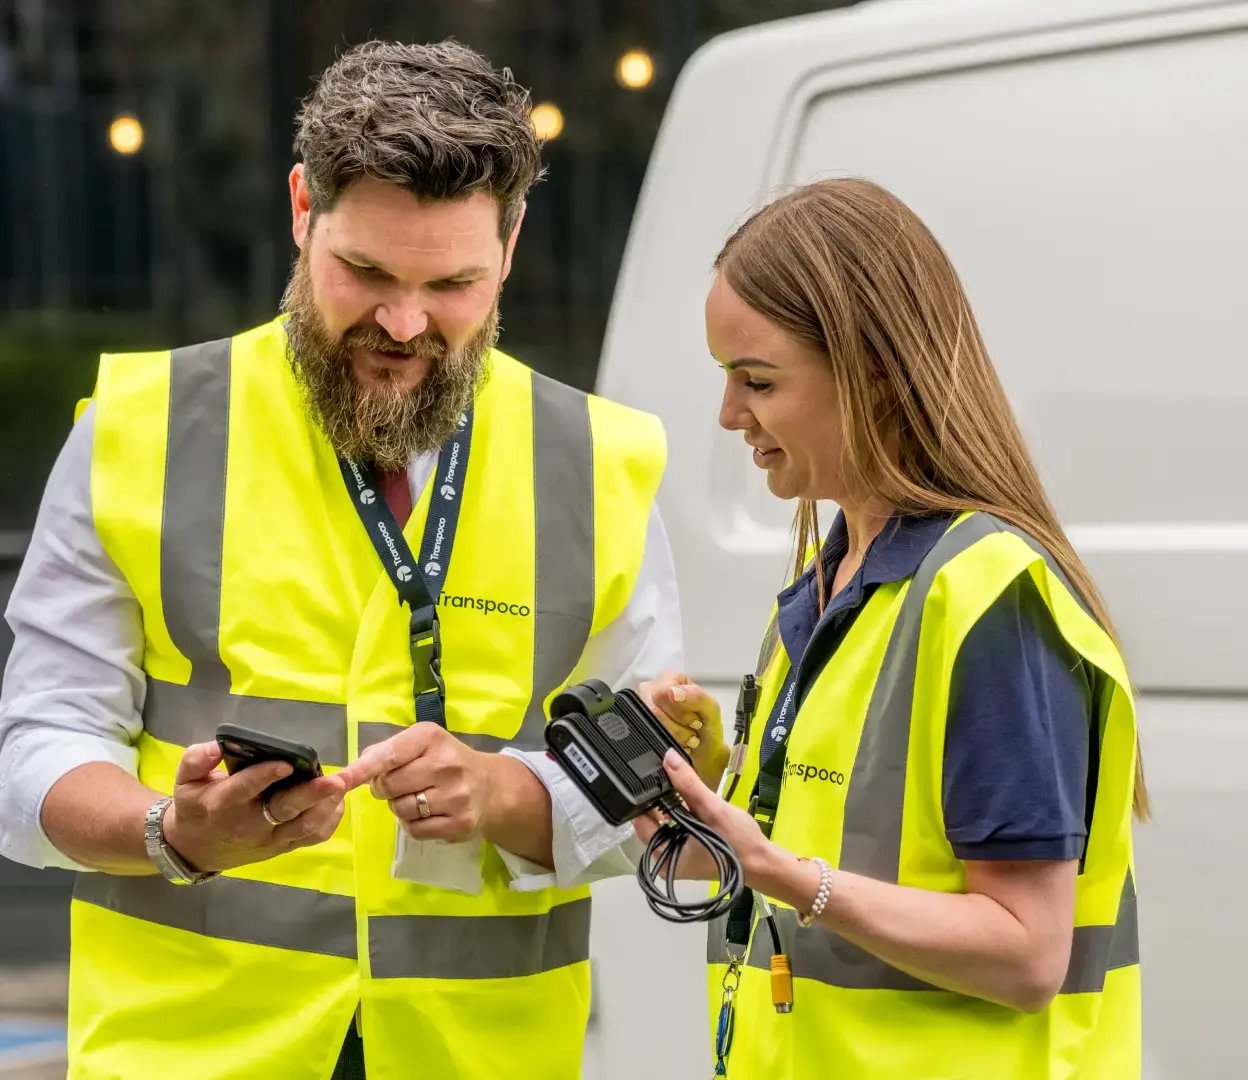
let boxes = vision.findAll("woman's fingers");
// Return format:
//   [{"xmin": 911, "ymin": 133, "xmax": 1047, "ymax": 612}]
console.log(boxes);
[
  {"xmin": 662, "ymin": 748, "xmax": 719, "ymax": 819},
  {"xmin": 657, "ymin": 716, "xmax": 702, "ymax": 751}
]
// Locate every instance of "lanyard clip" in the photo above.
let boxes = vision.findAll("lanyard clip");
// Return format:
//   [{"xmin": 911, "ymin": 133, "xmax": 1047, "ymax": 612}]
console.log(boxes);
[
  {"xmin": 714, "ymin": 959, "xmax": 741, "ymax": 1077},
  {"xmin": 747, "ymin": 793, "xmax": 775, "ymax": 839},
  {"xmin": 409, "ymin": 617, "xmax": 445, "ymax": 699}
]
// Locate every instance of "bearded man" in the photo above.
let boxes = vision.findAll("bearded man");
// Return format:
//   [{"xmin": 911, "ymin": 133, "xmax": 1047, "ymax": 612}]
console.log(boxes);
[{"xmin": 0, "ymin": 40, "xmax": 680, "ymax": 1080}]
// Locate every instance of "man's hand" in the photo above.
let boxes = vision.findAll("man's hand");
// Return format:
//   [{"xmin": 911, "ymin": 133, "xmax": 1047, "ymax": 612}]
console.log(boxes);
[
  {"xmin": 163, "ymin": 741, "xmax": 348, "ymax": 873},
  {"xmin": 337, "ymin": 723, "xmax": 499, "ymax": 843}
]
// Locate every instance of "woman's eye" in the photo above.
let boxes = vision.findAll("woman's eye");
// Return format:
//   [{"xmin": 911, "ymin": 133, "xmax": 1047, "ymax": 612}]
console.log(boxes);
[{"xmin": 744, "ymin": 379, "xmax": 772, "ymax": 393}]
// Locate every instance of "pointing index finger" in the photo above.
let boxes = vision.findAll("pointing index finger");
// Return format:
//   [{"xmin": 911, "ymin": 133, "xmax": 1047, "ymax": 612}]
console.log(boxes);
[{"xmin": 338, "ymin": 728, "xmax": 427, "ymax": 792}]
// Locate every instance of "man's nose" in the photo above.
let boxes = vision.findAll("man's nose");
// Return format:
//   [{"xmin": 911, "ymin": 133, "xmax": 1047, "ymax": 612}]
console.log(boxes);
[{"xmin": 375, "ymin": 300, "xmax": 429, "ymax": 343}]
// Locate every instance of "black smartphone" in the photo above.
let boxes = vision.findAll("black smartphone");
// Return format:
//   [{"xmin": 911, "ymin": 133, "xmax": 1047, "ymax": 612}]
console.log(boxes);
[{"xmin": 215, "ymin": 723, "xmax": 323, "ymax": 796}]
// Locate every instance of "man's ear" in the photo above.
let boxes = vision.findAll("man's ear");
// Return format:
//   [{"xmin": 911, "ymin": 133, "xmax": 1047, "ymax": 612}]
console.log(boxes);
[
  {"xmin": 290, "ymin": 164, "xmax": 312, "ymax": 249},
  {"xmin": 500, "ymin": 202, "xmax": 526, "ymax": 283}
]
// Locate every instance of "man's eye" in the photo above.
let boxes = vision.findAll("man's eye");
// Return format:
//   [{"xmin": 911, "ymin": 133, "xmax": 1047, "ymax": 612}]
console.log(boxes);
[
  {"xmin": 431, "ymin": 279, "xmax": 475, "ymax": 292},
  {"xmin": 342, "ymin": 260, "xmax": 387, "ymax": 280}
]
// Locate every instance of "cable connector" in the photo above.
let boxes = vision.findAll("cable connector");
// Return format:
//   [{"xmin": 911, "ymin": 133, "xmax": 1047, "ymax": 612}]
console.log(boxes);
[
  {"xmin": 734, "ymin": 674, "xmax": 758, "ymax": 736},
  {"xmin": 769, "ymin": 953, "xmax": 793, "ymax": 1013}
]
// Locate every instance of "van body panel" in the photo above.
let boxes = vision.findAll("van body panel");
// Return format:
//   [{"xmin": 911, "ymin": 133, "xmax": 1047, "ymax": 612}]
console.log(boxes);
[{"xmin": 590, "ymin": 2, "xmax": 1247, "ymax": 1077}]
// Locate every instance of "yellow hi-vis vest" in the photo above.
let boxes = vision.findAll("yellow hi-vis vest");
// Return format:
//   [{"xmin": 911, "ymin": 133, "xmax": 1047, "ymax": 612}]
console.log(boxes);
[
  {"xmin": 68, "ymin": 317, "xmax": 666, "ymax": 1080},
  {"xmin": 708, "ymin": 512, "xmax": 1140, "ymax": 1079}
]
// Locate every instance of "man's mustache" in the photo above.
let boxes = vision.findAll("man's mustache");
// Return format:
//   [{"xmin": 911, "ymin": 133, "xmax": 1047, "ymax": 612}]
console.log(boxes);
[{"xmin": 342, "ymin": 326, "xmax": 447, "ymax": 360}]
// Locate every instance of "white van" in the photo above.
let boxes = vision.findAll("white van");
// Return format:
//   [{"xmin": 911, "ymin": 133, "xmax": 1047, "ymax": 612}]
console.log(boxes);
[{"xmin": 585, "ymin": 1, "xmax": 1248, "ymax": 1077}]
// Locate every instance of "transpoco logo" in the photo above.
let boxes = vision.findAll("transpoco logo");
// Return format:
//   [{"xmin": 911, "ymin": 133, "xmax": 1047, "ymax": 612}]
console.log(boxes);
[
  {"xmin": 424, "ymin": 561, "xmax": 442, "ymax": 577},
  {"xmin": 360, "ymin": 489, "xmax": 375, "ymax": 505},
  {"xmin": 783, "ymin": 760, "xmax": 846, "ymax": 788},
  {"xmin": 428, "ymin": 516, "xmax": 448, "ymax": 564},
  {"xmin": 396, "ymin": 566, "xmax": 413, "ymax": 582},
  {"xmin": 441, "ymin": 441, "xmax": 462, "ymax": 494},
  {"xmin": 457, "ymin": 413, "xmax": 468, "ymax": 431},
  {"xmin": 440, "ymin": 593, "xmax": 531, "ymax": 618},
  {"xmin": 375, "ymin": 521, "xmax": 404, "ymax": 569},
  {"xmin": 440, "ymin": 484, "xmax": 456, "ymax": 500}
]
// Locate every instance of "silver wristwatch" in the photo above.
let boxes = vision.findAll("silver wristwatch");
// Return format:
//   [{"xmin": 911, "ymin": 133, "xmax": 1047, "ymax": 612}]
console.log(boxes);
[{"xmin": 144, "ymin": 796, "xmax": 217, "ymax": 885}]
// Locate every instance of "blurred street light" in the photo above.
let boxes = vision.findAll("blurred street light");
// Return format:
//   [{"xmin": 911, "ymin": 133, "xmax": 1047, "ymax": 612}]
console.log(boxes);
[
  {"xmin": 109, "ymin": 114, "xmax": 144, "ymax": 155},
  {"xmin": 530, "ymin": 102, "xmax": 565, "ymax": 141},
  {"xmin": 615, "ymin": 50, "xmax": 655, "ymax": 90}
]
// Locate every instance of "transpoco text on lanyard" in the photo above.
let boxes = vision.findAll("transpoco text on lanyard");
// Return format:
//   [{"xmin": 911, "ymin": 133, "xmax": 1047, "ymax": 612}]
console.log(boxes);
[
  {"xmin": 337, "ymin": 409, "xmax": 473, "ymax": 729},
  {"xmin": 763, "ymin": 668, "xmax": 799, "ymax": 756}
]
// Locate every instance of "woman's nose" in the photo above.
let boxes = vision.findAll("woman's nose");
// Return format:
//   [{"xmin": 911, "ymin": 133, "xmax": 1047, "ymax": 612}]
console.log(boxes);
[{"xmin": 718, "ymin": 383, "xmax": 753, "ymax": 432}]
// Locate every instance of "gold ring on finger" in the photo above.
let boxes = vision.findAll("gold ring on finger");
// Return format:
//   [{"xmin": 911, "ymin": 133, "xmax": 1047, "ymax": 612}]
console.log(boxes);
[
  {"xmin": 415, "ymin": 791, "xmax": 433, "ymax": 819},
  {"xmin": 261, "ymin": 797, "xmax": 282, "ymax": 827}
]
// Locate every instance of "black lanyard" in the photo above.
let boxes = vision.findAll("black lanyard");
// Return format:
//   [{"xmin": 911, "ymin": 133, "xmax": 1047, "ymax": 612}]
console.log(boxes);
[
  {"xmin": 759, "ymin": 667, "xmax": 799, "ymax": 763},
  {"xmin": 723, "ymin": 660, "xmax": 797, "ymax": 957},
  {"xmin": 337, "ymin": 409, "xmax": 474, "ymax": 728}
]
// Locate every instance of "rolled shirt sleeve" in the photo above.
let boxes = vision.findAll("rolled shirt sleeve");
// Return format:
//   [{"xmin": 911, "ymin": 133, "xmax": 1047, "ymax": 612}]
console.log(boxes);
[{"xmin": 0, "ymin": 404, "xmax": 147, "ymax": 870}]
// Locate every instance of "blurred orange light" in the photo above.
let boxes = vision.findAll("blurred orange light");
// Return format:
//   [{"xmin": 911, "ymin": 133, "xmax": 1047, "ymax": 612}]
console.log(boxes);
[
  {"xmin": 109, "ymin": 114, "xmax": 144, "ymax": 155},
  {"xmin": 531, "ymin": 102, "xmax": 565, "ymax": 141},
  {"xmin": 616, "ymin": 50, "xmax": 654, "ymax": 90}
]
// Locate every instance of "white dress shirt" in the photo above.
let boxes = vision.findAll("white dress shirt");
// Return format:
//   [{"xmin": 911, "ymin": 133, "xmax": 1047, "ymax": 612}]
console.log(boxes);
[{"xmin": 0, "ymin": 403, "xmax": 681, "ymax": 890}]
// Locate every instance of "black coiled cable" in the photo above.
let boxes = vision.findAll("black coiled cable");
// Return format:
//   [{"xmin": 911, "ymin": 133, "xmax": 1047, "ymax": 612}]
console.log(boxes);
[{"xmin": 636, "ymin": 798, "xmax": 744, "ymax": 923}]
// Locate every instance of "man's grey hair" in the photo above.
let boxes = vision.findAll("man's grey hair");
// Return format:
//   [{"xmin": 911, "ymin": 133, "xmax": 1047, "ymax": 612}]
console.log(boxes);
[{"xmin": 294, "ymin": 39, "xmax": 544, "ymax": 239}]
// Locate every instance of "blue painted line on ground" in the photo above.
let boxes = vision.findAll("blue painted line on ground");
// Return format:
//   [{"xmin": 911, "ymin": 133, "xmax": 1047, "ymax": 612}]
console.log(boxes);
[{"xmin": 0, "ymin": 1019, "xmax": 66, "ymax": 1053}]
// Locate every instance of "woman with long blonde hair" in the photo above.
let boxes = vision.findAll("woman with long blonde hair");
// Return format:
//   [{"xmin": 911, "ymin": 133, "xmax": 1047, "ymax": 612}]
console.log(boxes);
[{"xmin": 641, "ymin": 178, "xmax": 1142, "ymax": 1078}]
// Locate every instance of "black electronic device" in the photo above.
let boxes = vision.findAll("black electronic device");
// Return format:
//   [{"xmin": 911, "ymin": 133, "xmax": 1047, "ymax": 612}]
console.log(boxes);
[
  {"xmin": 546, "ymin": 679, "xmax": 744, "ymax": 923},
  {"xmin": 546, "ymin": 679, "xmax": 688, "ymax": 826},
  {"xmin": 216, "ymin": 723, "xmax": 323, "ymax": 796}
]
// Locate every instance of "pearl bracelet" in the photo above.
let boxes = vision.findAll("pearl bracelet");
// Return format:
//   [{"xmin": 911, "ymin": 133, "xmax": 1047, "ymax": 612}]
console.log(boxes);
[{"xmin": 796, "ymin": 857, "xmax": 833, "ymax": 928}]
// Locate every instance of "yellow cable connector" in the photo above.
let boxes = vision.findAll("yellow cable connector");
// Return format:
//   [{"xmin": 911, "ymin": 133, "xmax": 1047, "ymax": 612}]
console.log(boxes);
[{"xmin": 770, "ymin": 954, "xmax": 793, "ymax": 1013}]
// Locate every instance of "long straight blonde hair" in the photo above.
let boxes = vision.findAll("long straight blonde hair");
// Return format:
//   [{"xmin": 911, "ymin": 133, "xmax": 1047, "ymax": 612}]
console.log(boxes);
[{"xmin": 715, "ymin": 178, "xmax": 1148, "ymax": 819}]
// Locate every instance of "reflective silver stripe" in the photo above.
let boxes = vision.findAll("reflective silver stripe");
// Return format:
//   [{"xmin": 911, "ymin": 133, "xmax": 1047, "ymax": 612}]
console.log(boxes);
[
  {"xmin": 515, "ymin": 373, "xmax": 595, "ymax": 751},
  {"xmin": 839, "ymin": 513, "xmax": 999, "ymax": 882},
  {"xmin": 161, "ymin": 338, "xmax": 233, "ymax": 692},
  {"xmin": 358, "ymin": 720, "xmax": 530, "ymax": 755},
  {"xmin": 73, "ymin": 873, "xmax": 357, "ymax": 959},
  {"xmin": 995, "ymin": 520, "xmax": 1095, "ymax": 622},
  {"xmin": 369, "ymin": 897, "xmax": 592, "ymax": 980},
  {"xmin": 733, "ymin": 906, "xmax": 932, "ymax": 990},
  {"xmin": 74, "ymin": 874, "xmax": 591, "ymax": 980},
  {"xmin": 1062, "ymin": 870, "xmax": 1140, "ymax": 994},
  {"xmin": 1109, "ymin": 869, "xmax": 1140, "ymax": 971},
  {"xmin": 727, "ymin": 870, "xmax": 1138, "ymax": 993},
  {"xmin": 143, "ymin": 677, "xmax": 349, "ymax": 767}
]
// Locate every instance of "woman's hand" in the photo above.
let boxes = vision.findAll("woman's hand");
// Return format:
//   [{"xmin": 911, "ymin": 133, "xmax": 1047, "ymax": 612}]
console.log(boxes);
[
  {"xmin": 638, "ymin": 670, "xmax": 730, "ymax": 788},
  {"xmin": 634, "ymin": 748, "xmax": 772, "ymax": 882}
]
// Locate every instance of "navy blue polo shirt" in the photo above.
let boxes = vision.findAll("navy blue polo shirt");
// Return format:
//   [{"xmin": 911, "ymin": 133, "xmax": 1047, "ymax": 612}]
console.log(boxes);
[{"xmin": 765, "ymin": 512, "xmax": 1093, "ymax": 862}]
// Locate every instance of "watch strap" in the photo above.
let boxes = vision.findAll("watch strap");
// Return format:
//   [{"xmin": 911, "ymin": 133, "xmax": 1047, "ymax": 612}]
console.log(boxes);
[{"xmin": 144, "ymin": 796, "xmax": 217, "ymax": 885}]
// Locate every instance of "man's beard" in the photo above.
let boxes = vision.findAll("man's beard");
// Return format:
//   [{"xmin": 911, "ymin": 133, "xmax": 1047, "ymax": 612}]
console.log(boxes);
[{"xmin": 281, "ymin": 251, "xmax": 496, "ymax": 470}]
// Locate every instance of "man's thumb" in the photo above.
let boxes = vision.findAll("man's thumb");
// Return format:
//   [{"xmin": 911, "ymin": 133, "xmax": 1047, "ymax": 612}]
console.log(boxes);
[{"xmin": 175, "ymin": 741, "xmax": 223, "ymax": 785}]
